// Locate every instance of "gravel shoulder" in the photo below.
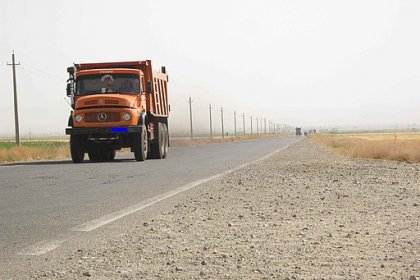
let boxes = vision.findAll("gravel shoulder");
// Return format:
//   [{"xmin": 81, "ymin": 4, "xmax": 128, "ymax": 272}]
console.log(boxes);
[{"xmin": 30, "ymin": 139, "xmax": 420, "ymax": 279}]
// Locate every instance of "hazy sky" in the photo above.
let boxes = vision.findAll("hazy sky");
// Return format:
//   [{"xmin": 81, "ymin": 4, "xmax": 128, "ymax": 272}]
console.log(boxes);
[{"xmin": 1, "ymin": 0, "xmax": 419, "ymax": 136}]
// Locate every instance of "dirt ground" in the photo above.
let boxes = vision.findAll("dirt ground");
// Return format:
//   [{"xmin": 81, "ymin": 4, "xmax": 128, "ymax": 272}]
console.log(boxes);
[{"xmin": 31, "ymin": 139, "xmax": 419, "ymax": 279}]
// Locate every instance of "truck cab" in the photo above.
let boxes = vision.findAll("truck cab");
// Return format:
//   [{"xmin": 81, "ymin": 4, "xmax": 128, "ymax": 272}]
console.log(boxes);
[{"xmin": 66, "ymin": 60, "xmax": 169, "ymax": 163}]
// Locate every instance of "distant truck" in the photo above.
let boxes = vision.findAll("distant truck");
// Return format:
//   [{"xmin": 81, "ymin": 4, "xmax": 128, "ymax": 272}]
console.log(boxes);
[
  {"xmin": 65, "ymin": 60, "xmax": 169, "ymax": 163},
  {"xmin": 295, "ymin": 127, "xmax": 302, "ymax": 136}
]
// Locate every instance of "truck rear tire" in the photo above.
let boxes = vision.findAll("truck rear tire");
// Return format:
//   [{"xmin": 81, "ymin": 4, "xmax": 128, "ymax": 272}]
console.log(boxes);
[
  {"xmin": 88, "ymin": 150, "xmax": 99, "ymax": 162},
  {"xmin": 150, "ymin": 122, "xmax": 165, "ymax": 159},
  {"xmin": 163, "ymin": 123, "xmax": 168, "ymax": 158},
  {"xmin": 104, "ymin": 148, "xmax": 116, "ymax": 161},
  {"xmin": 134, "ymin": 126, "xmax": 148, "ymax": 161},
  {"xmin": 70, "ymin": 135, "xmax": 85, "ymax": 163}
]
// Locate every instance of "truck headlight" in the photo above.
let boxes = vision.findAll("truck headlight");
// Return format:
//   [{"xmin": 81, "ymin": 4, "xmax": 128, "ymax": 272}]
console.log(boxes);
[
  {"xmin": 122, "ymin": 112, "xmax": 131, "ymax": 121},
  {"xmin": 75, "ymin": 114, "xmax": 83, "ymax": 122}
]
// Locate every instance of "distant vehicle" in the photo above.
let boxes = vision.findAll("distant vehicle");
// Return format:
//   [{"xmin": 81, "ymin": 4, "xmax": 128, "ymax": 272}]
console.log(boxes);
[
  {"xmin": 65, "ymin": 60, "xmax": 169, "ymax": 163},
  {"xmin": 295, "ymin": 127, "xmax": 302, "ymax": 136}
]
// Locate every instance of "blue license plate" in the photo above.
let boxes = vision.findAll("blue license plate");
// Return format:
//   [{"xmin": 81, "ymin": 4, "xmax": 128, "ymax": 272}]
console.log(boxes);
[{"xmin": 111, "ymin": 127, "xmax": 128, "ymax": 133}]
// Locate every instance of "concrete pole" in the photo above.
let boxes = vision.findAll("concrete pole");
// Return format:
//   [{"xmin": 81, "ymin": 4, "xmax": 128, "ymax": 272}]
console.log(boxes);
[
  {"xmin": 188, "ymin": 97, "xmax": 193, "ymax": 139},
  {"xmin": 8, "ymin": 51, "xmax": 21, "ymax": 146},
  {"xmin": 264, "ymin": 118, "xmax": 266, "ymax": 134},
  {"xmin": 221, "ymin": 107, "xmax": 224, "ymax": 139},
  {"xmin": 250, "ymin": 116, "xmax": 253, "ymax": 134},
  {"xmin": 256, "ymin": 117, "xmax": 259, "ymax": 134},
  {"xmin": 209, "ymin": 104, "xmax": 213, "ymax": 139},
  {"xmin": 234, "ymin": 111, "xmax": 237, "ymax": 137}
]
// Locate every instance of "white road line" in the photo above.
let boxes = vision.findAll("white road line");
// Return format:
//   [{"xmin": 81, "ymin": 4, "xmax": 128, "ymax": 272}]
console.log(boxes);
[
  {"xmin": 71, "ymin": 139, "xmax": 300, "ymax": 232},
  {"xmin": 17, "ymin": 138, "xmax": 301, "ymax": 255},
  {"xmin": 17, "ymin": 237, "xmax": 69, "ymax": 256}
]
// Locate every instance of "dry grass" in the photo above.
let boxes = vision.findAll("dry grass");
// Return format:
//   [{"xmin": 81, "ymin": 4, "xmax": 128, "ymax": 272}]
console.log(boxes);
[
  {"xmin": 0, "ymin": 134, "xmax": 282, "ymax": 164},
  {"xmin": 311, "ymin": 132, "xmax": 420, "ymax": 163},
  {"xmin": 0, "ymin": 142, "xmax": 70, "ymax": 163}
]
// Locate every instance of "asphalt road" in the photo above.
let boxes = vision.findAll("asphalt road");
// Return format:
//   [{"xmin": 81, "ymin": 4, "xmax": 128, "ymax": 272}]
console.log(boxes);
[{"xmin": 0, "ymin": 136, "xmax": 298, "ymax": 272}]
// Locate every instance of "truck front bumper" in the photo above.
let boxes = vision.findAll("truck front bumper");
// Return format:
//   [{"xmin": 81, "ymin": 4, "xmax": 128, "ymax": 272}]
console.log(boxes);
[{"xmin": 65, "ymin": 126, "xmax": 143, "ymax": 135}]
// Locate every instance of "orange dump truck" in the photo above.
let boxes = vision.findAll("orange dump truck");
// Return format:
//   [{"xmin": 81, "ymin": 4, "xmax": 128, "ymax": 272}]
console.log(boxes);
[{"xmin": 65, "ymin": 60, "xmax": 169, "ymax": 163}]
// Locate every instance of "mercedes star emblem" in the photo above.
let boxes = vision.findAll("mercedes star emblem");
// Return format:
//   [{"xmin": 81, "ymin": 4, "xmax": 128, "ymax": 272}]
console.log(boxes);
[{"xmin": 97, "ymin": 112, "xmax": 107, "ymax": 122}]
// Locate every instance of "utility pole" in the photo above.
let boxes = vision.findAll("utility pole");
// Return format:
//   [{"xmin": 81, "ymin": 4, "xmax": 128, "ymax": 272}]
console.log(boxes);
[
  {"xmin": 7, "ymin": 51, "xmax": 21, "ymax": 146},
  {"xmin": 221, "ymin": 106, "xmax": 224, "ymax": 139},
  {"xmin": 188, "ymin": 97, "xmax": 193, "ymax": 139},
  {"xmin": 242, "ymin": 113, "xmax": 245, "ymax": 135},
  {"xmin": 234, "ymin": 110, "xmax": 237, "ymax": 137},
  {"xmin": 264, "ymin": 118, "xmax": 266, "ymax": 134},
  {"xmin": 256, "ymin": 117, "xmax": 259, "ymax": 134},
  {"xmin": 209, "ymin": 104, "xmax": 213, "ymax": 139},
  {"xmin": 250, "ymin": 116, "xmax": 253, "ymax": 134}
]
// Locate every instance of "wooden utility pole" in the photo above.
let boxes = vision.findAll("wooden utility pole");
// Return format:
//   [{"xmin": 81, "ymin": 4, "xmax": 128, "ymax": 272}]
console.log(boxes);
[
  {"xmin": 7, "ymin": 51, "xmax": 21, "ymax": 146},
  {"xmin": 188, "ymin": 97, "xmax": 193, "ymax": 139}
]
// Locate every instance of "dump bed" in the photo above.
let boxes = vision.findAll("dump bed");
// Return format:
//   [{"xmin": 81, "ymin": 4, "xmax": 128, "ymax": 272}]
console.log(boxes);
[{"xmin": 74, "ymin": 60, "xmax": 169, "ymax": 117}]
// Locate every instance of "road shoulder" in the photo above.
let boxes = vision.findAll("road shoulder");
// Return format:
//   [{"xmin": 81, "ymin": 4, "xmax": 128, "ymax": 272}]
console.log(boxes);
[{"xmin": 23, "ymin": 139, "xmax": 420, "ymax": 279}]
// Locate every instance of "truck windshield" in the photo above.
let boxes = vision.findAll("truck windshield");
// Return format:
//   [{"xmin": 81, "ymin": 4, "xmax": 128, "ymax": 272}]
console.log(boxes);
[{"xmin": 77, "ymin": 73, "xmax": 140, "ymax": 95}]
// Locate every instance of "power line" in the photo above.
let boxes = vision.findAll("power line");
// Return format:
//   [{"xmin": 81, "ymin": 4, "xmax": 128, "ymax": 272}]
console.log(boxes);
[
  {"xmin": 18, "ymin": 65, "xmax": 62, "ymax": 83},
  {"xmin": 13, "ymin": 50, "xmax": 63, "ymax": 81},
  {"xmin": 20, "ymin": 62, "xmax": 62, "ymax": 82}
]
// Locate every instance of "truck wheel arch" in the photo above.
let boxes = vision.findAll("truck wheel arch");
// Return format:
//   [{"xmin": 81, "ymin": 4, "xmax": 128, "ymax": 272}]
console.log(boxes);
[{"xmin": 139, "ymin": 112, "xmax": 147, "ymax": 126}]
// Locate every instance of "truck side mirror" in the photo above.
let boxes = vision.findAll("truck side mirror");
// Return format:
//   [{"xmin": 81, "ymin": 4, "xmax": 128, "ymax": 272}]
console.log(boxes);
[
  {"xmin": 67, "ymin": 66, "xmax": 75, "ymax": 75},
  {"xmin": 66, "ymin": 83, "xmax": 72, "ymax": 97},
  {"xmin": 146, "ymin": 81, "xmax": 152, "ymax": 94}
]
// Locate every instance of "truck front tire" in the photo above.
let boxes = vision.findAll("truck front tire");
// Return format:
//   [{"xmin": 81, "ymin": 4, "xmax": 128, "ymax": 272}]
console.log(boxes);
[{"xmin": 70, "ymin": 135, "xmax": 85, "ymax": 163}]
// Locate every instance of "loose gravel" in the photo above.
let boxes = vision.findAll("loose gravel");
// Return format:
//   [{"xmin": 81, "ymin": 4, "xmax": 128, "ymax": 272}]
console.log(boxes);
[{"xmin": 31, "ymin": 139, "xmax": 419, "ymax": 279}]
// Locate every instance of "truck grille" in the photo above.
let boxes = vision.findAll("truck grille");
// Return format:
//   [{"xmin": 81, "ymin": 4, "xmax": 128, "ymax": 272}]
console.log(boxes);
[
  {"xmin": 84, "ymin": 112, "xmax": 120, "ymax": 123},
  {"xmin": 83, "ymin": 100, "xmax": 119, "ymax": 106}
]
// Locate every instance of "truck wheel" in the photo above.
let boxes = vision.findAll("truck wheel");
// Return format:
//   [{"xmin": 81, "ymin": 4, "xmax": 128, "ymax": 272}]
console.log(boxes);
[
  {"xmin": 150, "ymin": 122, "xmax": 164, "ymax": 159},
  {"xmin": 134, "ymin": 126, "xmax": 148, "ymax": 161},
  {"xmin": 70, "ymin": 135, "xmax": 85, "ymax": 163},
  {"xmin": 104, "ymin": 149, "xmax": 116, "ymax": 161},
  {"xmin": 88, "ymin": 149, "xmax": 101, "ymax": 162},
  {"xmin": 163, "ymin": 124, "xmax": 168, "ymax": 158}
]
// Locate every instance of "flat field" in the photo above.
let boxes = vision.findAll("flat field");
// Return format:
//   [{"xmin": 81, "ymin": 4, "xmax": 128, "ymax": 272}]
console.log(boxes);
[
  {"xmin": 0, "ymin": 141, "xmax": 69, "ymax": 163},
  {"xmin": 311, "ymin": 132, "xmax": 420, "ymax": 163}
]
